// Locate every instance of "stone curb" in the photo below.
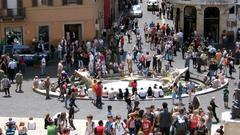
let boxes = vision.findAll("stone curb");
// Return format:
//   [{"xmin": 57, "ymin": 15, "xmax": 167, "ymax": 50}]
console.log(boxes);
[{"xmin": 33, "ymin": 78, "xmax": 229, "ymax": 101}]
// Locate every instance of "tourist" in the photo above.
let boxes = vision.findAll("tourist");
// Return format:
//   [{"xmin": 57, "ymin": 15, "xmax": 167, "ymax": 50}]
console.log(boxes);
[
  {"xmin": 142, "ymin": 114, "xmax": 152, "ymax": 135},
  {"xmin": 15, "ymin": 71, "xmax": 23, "ymax": 93},
  {"xmin": 188, "ymin": 110, "xmax": 200, "ymax": 135},
  {"xmin": 173, "ymin": 109, "xmax": 188, "ymax": 135},
  {"xmin": 113, "ymin": 115, "xmax": 126, "ymax": 135},
  {"xmin": 159, "ymin": 102, "xmax": 172, "ymax": 135},
  {"xmin": 8, "ymin": 59, "xmax": 17, "ymax": 83},
  {"xmin": 177, "ymin": 82, "xmax": 184, "ymax": 104},
  {"xmin": 65, "ymin": 84, "xmax": 72, "ymax": 108},
  {"xmin": 44, "ymin": 76, "xmax": 51, "ymax": 100},
  {"xmin": 57, "ymin": 60, "xmax": 64, "ymax": 77},
  {"xmin": 126, "ymin": 115, "xmax": 136, "ymax": 135},
  {"xmin": 126, "ymin": 52, "xmax": 133, "ymax": 73},
  {"xmin": 47, "ymin": 121, "xmax": 57, "ymax": 135},
  {"xmin": 223, "ymin": 86, "xmax": 229, "ymax": 109},
  {"xmin": 44, "ymin": 113, "xmax": 52, "ymax": 129},
  {"xmin": 91, "ymin": 79, "xmax": 97, "ymax": 105},
  {"xmin": 105, "ymin": 115, "xmax": 114, "ymax": 135},
  {"xmin": 215, "ymin": 125, "xmax": 224, "ymax": 135},
  {"xmin": 0, "ymin": 67, "xmax": 5, "ymax": 91},
  {"xmin": 171, "ymin": 85, "xmax": 177, "ymax": 105},
  {"xmin": 194, "ymin": 118, "xmax": 208, "ymax": 135},
  {"xmin": 17, "ymin": 122, "xmax": 28, "ymax": 135},
  {"xmin": 205, "ymin": 106, "xmax": 213, "ymax": 134},
  {"xmin": 68, "ymin": 104, "xmax": 76, "ymax": 130},
  {"xmin": 32, "ymin": 76, "xmax": 39, "ymax": 89},
  {"xmin": 57, "ymin": 112, "xmax": 68, "ymax": 134},
  {"xmin": 85, "ymin": 114, "xmax": 95, "ymax": 135},
  {"xmin": 41, "ymin": 56, "xmax": 46, "ymax": 76},
  {"xmin": 1, "ymin": 75, "xmax": 11, "ymax": 97},
  {"xmin": 210, "ymin": 97, "xmax": 220, "ymax": 123},
  {"xmin": 95, "ymin": 120, "xmax": 105, "ymax": 135},
  {"xmin": 96, "ymin": 81, "xmax": 103, "ymax": 109},
  {"xmin": 27, "ymin": 117, "xmax": 36, "ymax": 130},
  {"xmin": 107, "ymin": 105, "xmax": 114, "ymax": 116},
  {"xmin": 187, "ymin": 81, "xmax": 195, "ymax": 104},
  {"xmin": 130, "ymin": 80, "xmax": 137, "ymax": 95}
]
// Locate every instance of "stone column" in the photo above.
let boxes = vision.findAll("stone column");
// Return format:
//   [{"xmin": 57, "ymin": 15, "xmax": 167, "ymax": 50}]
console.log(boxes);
[
  {"xmin": 196, "ymin": 6, "xmax": 204, "ymax": 37},
  {"xmin": 179, "ymin": 6, "xmax": 184, "ymax": 31}
]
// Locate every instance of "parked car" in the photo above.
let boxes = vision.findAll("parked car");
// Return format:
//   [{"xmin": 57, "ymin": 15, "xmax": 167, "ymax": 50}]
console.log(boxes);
[
  {"xmin": 147, "ymin": 0, "xmax": 159, "ymax": 11},
  {"xmin": 2, "ymin": 44, "xmax": 49, "ymax": 65},
  {"xmin": 130, "ymin": 5, "xmax": 143, "ymax": 18}
]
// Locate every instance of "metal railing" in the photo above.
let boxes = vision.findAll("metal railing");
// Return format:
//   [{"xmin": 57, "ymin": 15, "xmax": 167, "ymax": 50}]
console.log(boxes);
[{"xmin": 0, "ymin": 8, "xmax": 25, "ymax": 20}]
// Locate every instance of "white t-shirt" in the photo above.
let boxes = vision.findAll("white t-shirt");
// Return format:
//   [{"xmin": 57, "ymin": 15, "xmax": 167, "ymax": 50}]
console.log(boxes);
[
  {"xmin": 27, "ymin": 120, "xmax": 36, "ymax": 130},
  {"xmin": 112, "ymin": 121, "xmax": 126, "ymax": 135},
  {"xmin": 41, "ymin": 58, "xmax": 46, "ymax": 66}
]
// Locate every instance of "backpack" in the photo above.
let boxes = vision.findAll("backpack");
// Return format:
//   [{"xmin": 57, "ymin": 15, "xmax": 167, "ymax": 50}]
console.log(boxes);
[
  {"xmin": 140, "ymin": 55, "xmax": 145, "ymax": 63},
  {"xmin": 174, "ymin": 115, "xmax": 188, "ymax": 132},
  {"xmin": 105, "ymin": 121, "xmax": 113, "ymax": 135}
]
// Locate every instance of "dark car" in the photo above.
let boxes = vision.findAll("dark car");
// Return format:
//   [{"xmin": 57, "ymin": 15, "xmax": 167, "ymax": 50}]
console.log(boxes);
[{"xmin": 2, "ymin": 44, "xmax": 49, "ymax": 65}]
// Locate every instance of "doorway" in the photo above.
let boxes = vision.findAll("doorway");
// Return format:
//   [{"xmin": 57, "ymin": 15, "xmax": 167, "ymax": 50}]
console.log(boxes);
[
  {"xmin": 184, "ymin": 6, "xmax": 197, "ymax": 41},
  {"xmin": 204, "ymin": 7, "xmax": 220, "ymax": 43},
  {"xmin": 64, "ymin": 24, "xmax": 82, "ymax": 42}
]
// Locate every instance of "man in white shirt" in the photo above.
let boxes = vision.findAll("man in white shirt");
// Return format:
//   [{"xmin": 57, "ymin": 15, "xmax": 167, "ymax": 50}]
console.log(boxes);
[
  {"xmin": 126, "ymin": 52, "xmax": 133, "ymax": 73},
  {"xmin": 41, "ymin": 56, "xmax": 46, "ymax": 76},
  {"xmin": 8, "ymin": 59, "xmax": 17, "ymax": 83},
  {"xmin": 57, "ymin": 61, "xmax": 63, "ymax": 77},
  {"xmin": 113, "ymin": 115, "xmax": 126, "ymax": 135}
]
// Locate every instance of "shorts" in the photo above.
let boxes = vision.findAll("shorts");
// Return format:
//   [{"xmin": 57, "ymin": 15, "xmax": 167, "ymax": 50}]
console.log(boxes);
[{"xmin": 224, "ymin": 96, "xmax": 228, "ymax": 102}]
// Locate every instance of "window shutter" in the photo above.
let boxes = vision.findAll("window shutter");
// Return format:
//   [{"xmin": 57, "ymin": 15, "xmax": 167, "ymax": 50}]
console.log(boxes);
[
  {"xmin": 17, "ymin": 0, "xmax": 23, "ymax": 8},
  {"xmin": 48, "ymin": 0, "xmax": 53, "ymax": 6},
  {"xmin": 62, "ymin": 0, "xmax": 67, "ymax": 5},
  {"xmin": 32, "ymin": 0, "xmax": 38, "ymax": 7},
  {"xmin": 2, "ymin": 0, "xmax": 7, "ymax": 9},
  {"xmin": 77, "ymin": 0, "xmax": 83, "ymax": 5}
]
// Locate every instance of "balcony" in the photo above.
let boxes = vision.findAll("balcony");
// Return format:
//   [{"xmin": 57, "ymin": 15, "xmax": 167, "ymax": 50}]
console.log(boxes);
[
  {"xmin": 0, "ymin": 8, "xmax": 25, "ymax": 20},
  {"xmin": 172, "ymin": 0, "xmax": 235, "ymax": 5}
]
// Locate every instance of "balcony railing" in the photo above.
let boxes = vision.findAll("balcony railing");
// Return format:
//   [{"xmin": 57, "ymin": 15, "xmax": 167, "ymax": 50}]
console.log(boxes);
[{"xmin": 0, "ymin": 8, "xmax": 25, "ymax": 20}]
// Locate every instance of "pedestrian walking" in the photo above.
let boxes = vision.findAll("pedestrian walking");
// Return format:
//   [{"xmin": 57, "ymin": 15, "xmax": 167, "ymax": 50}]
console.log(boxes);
[
  {"xmin": 0, "ymin": 68, "xmax": 5, "ymax": 91},
  {"xmin": 1, "ymin": 75, "xmax": 11, "ymax": 97},
  {"xmin": 8, "ymin": 59, "xmax": 17, "ymax": 83},
  {"xmin": 41, "ymin": 56, "xmax": 46, "ymax": 76},
  {"xmin": 15, "ymin": 71, "xmax": 23, "ymax": 93},
  {"xmin": 210, "ymin": 97, "xmax": 220, "ymax": 123},
  {"xmin": 44, "ymin": 76, "xmax": 51, "ymax": 100},
  {"xmin": 159, "ymin": 102, "xmax": 172, "ymax": 135},
  {"xmin": 95, "ymin": 81, "xmax": 103, "ymax": 109},
  {"xmin": 223, "ymin": 87, "xmax": 229, "ymax": 109}
]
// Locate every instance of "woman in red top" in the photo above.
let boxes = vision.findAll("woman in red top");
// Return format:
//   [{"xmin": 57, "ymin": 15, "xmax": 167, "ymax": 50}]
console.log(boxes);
[
  {"xmin": 130, "ymin": 80, "xmax": 137, "ymax": 95},
  {"xmin": 95, "ymin": 120, "xmax": 104, "ymax": 135},
  {"xmin": 189, "ymin": 110, "xmax": 200, "ymax": 135},
  {"xmin": 142, "ymin": 115, "xmax": 152, "ymax": 135}
]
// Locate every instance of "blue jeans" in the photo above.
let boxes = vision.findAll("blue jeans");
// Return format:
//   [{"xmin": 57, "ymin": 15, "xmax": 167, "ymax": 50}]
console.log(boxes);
[
  {"xmin": 96, "ymin": 96, "xmax": 102, "ymax": 108},
  {"xmin": 41, "ymin": 65, "xmax": 46, "ymax": 75}
]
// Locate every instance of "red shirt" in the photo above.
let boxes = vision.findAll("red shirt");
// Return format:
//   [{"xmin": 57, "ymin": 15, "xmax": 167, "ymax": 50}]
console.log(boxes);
[
  {"xmin": 142, "ymin": 120, "xmax": 151, "ymax": 135},
  {"xmin": 95, "ymin": 84, "xmax": 103, "ymax": 96},
  {"xmin": 130, "ymin": 82, "xmax": 137, "ymax": 89},
  {"xmin": 95, "ymin": 126, "xmax": 104, "ymax": 135}
]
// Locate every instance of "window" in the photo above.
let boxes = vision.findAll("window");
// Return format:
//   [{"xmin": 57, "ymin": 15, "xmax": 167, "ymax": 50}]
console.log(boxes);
[
  {"xmin": 62, "ymin": 0, "xmax": 83, "ymax": 5},
  {"xmin": 32, "ymin": 0, "xmax": 53, "ymax": 7},
  {"xmin": 39, "ymin": 25, "xmax": 49, "ymax": 50}
]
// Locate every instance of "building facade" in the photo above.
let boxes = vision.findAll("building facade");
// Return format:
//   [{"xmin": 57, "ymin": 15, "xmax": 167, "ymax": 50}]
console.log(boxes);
[
  {"xmin": 172, "ymin": 0, "xmax": 236, "ymax": 43},
  {"xmin": 0, "ymin": 0, "xmax": 120, "ymax": 46}
]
